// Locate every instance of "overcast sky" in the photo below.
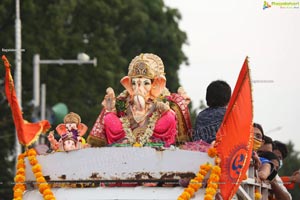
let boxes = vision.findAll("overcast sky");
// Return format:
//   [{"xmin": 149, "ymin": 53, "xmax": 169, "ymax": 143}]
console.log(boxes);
[{"xmin": 164, "ymin": 0, "xmax": 300, "ymax": 151}]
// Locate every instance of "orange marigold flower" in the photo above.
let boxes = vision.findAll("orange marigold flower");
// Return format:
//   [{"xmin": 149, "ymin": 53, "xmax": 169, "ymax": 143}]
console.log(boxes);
[
  {"xmin": 189, "ymin": 178, "xmax": 198, "ymax": 184},
  {"xmin": 184, "ymin": 187, "xmax": 195, "ymax": 197},
  {"xmin": 199, "ymin": 169, "xmax": 208, "ymax": 176},
  {"xmin": 35, "ymin": 171, "xmax": 44, "ymax": 178},
  {"xmin": 207, "ymin": 182, "xmax": 218, "ymax": 190},
  {"xmin": 208, "ymin": 174, "xmax": 220, "ymax": 183},
  {"xmin": 211, "ymin": 166, "xmax": 221, "ymax": 175},
  {"xmin": 189, "ymin": 181, "xmax": 202, "ymax": 190},
  {"xmin": 177, "ymin": 197, "xmax": 185, "ymax": 200},
  {"xmin": 27, "ymin": 148, "xmax": 37, "ymax": 156},
  {"xmin": 44, "ymin": 194, "xmax": 55, "ymax": 200},
  {"xmin": 38, "ymin": 183, "xmax": 49, "ymax": 194},
  {"xmin": 13, "ymin": 188, "xmax": 23, "ymax": 198},
  {"xmin": 37, "ymin": 176, "xmax": 46, "ymax": 183},
  {"xmin": 207, "ymin": 148, "xmax": 217, "ymax": 158},
  {"xmin": 16, "ymin": 168, "xmax": 25, "ymax": 176},
  {"xmin": 32, "ymin": 164, "xmax": 42, "ymax": 173},
  {"xmin": 16, "ymin": 162, "xmax": 25, "ymax": 170},
  {"xmin": 17, "ymin": 159, "xmax": 25, "ymax": 165},
  {"xmin": 43, "ymin": 188, "xmax": 53, "ymax": 196},
  {"xmin": 17, "ymin": 153, "xmax": 26, "ymax": 160},
  {"xmin": 13, "ymin": 183, "xmax": 26, "ymax": 191},
  {"xmin": 204, "ymin": 194, "xmax": 213, "ymax": 200},
  {"xmin": 200, "ymin": 163, "xmax": 212, "ymax": 171},
  {"xmin": 181, "ymin": 191, "xmax": 191, "ymax": 199},
  {"xmin": 194, "ymin": 174, "xmax": 204, "ymax": 182},
  {"xmin": 14, "ymin": 174, "xmax": 25, "ymax": 183},
  {"xmin": 206, "ymin": 187, "xmax": 217, "ymax": 196}
]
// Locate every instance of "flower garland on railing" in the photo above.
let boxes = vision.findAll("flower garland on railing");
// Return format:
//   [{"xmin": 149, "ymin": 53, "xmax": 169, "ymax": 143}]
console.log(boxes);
[
  {"xmin": 177, "ymin": 147, "xmax": 221, "ymax": 200},
  {"xmin": 13, "ymin": 149, "xmax": 56, "ymax": 200}
]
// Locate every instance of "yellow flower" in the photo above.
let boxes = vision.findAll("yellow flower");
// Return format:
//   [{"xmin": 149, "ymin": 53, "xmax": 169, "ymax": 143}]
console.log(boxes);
[
  {"xmin": 184, "ymin": 187, "xmax": 195, "ymax": 197},
  {"xmin": 255, "ymin": 191, "xmax": 262, "ymax": 200},
  {"xmin": 38, "ymin": 183, "xmax": 49, "ymax": 194},
  {"xmin": 206, "ymin": 187, "xmax": 217, "ymax": 196},
  {"xmin": 133, "ymin": 142, "xmax": 142, "ymax": 147},
  {"xmin": 17, "ymin": 153, "xmax": 26, "ymax": 160},
  {"xmin": 211, "ymin": 166, "xmax": 221, "ymax": 176},
  {"xmin": 44, "ymin": 194, "xmax": 55, "ymax": 200},
  {"xmin": 16, "ymin": 162, "xmax": 25, "ymax": 170},
  {"xmin": 43, "ymin": 188, "xmax": 53, "ymax": 196},
  {"xmin": 207, "ymin": 182, "xmax": 218, "ymax": 190},
  {"xmin": 35, "ymin": 171, "xmax": 44, "ymax": 178},
  {"xmin": 16, "ymin": 168, "xmax": 25, "ymax": 176},
  {"xmin": 32, "ymin": 164, "xmax": 42, "ymax": 173},
  {"xmin": 14, "ymin": 174, "xmax": 25, "ymax": 183},
  {"xmin": 27, "ymin": 148, "xmax": 37, "ymax": 156},
  {"xmin": 194, "ymin": 174, "xmax": 204, "ymax": 182},
  {"xmin": 200, "ymin": 163, "xmax": 212, "ymax": 171},
  {"xmin": 36, "ymin": 176, "xmax": 46, "ymax": 183},
  {"xmin": 204, "ymin": 194, "xmax": 213, "ymax": 200},
  {"xmin": 208, "ymin": 174, "xmax": 220, "ymax": 183},
  {"xmin": 13, "ymin": 188, "xmax": 23, "ymax": 198}
]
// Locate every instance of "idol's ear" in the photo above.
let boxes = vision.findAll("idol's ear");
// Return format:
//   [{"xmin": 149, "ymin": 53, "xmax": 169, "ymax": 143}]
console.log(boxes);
[
  {"xmin": 120, "ymin": 76, "xmax": 134, "ymax": 96},
  {"xmin": 150, "ymin": 75, "xmax": 166, "ymax": 98},
  {"xmin": 56, "ymin": 124, "xmax": 67, "ymax": 136},
  {"xmin": 78, "ymin": 123, "xmax": 88, "ymax": 136}
]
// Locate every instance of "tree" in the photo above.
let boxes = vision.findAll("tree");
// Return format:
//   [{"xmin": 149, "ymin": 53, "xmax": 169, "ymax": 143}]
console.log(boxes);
[
  {"xmin": 0, "ymin": 0, "xmax": 187, "ymax": 198},
  {"xmin": 278, "ymin": 141, "xmax": 300, "ymax": 199}
]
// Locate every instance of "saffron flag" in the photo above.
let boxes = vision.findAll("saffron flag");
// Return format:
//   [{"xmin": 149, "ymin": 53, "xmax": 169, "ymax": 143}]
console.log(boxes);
[
  {"xmin": 215, "ymin": 57, "xmax": 253, "ymax": 199},
  {"xmin": 2, "ymin": 55, "xmax": 51, "ymax": 146}
]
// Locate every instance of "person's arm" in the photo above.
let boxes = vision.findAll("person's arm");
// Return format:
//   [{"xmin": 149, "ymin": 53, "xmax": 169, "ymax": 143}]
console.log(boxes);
[
  {"xmin": 270, "ymin": 175, "xmax": 292, "ymax": 200},
  {"xmin": 291, "ymin": 169, "xmax": 300, "ymax": 183}
]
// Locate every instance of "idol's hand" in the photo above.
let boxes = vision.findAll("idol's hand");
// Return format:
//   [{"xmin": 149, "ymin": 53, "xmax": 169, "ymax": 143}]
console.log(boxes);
[{"xmin": 102, "ymin": 87, "xmax": 116, "ymax": 112}]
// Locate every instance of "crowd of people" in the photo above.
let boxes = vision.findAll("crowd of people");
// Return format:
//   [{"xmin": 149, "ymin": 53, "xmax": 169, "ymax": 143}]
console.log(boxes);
[{"xmin": 193, "ymin": 79, "xmax": 300, "ymax": 199}]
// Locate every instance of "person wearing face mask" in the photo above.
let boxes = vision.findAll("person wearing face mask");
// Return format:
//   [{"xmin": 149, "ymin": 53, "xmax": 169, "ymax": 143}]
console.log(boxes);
[
  {"xmin": 251, "ymin": 123, "xmax": 265, "ymax": 170},
  {"xmin": 272, "ymin": 140, "xmax": 299, "ymax": 193},
  {"xmin": 253, "ymin": 123, "xmax": 265, "ymax": 151},
  {"xmin": 269, "ymin": 140, "xmax": 291, "ymax": 199}
]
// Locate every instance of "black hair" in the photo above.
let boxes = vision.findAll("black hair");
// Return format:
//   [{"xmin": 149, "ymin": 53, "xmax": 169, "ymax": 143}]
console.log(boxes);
[
  {"xmin": 253, "ymin": 123, "xmax": 265, "ymax": 139},
  {"xmin": 273, "ymin": 140, "xmax": 288, "ymax": 159},
  {"xmin": 257, "ymin": 151, "xmax": 280, "ymax": 165},
  {"xmin": 263, "ymin": 135, "xmax": 274, "ymax": 150},
  {"xmin": 206, "ymin": 80, "xmax": 231, "ymax": 107}
]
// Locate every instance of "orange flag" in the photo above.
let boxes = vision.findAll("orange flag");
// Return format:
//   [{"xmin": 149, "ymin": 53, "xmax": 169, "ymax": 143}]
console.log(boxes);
[
  {"xmin": 215, "ymin": 57, "xmax": 253, "ymax": 199},
  {"xmin": 2, "ymin": 55, "xmax": 51, "ymax": 146}
]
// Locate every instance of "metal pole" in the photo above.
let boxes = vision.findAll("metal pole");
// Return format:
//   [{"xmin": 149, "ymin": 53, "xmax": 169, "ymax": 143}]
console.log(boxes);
[
  {"xmin": 14, "ymin": 0, "xmax": 22, "ymax": 159},
  {"xmin": 40, "ymin": 84, "xmax": 46, "ymax": 144},
  {"xmin": 33, "ymin": 54, "xmax": 40, "ymax": 108}
]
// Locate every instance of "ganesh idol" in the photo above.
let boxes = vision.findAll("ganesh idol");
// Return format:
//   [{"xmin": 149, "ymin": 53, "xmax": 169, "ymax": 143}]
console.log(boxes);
[{"xmin": 87, "ymin": 53, "xmax": 192, "ymax": 147}]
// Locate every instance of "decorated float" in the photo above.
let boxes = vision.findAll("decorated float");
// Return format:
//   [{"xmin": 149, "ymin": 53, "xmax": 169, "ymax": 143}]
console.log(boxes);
[{"xmin": 2, "ymin": 54, "xmax": 271, "ymax": 200}]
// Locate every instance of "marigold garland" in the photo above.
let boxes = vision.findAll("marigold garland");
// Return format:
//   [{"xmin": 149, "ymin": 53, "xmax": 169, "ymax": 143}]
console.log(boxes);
[
  {"xmin": 13, "ymin": 152, "xmax": 27, "ymax": 200},
  {"xmin": 13, "ymin": 149, "xmax": 56, "ymax": 200},
  {"xmin": 177, "ymin": 162, "xmax": 212, "ymax": 200},
  {"xmin": 178, "ymin": 148, "xmax": 222, "ymax": 200},
  {"xmin": 120, "ymin": 111, "xmax": 159, "ymax": 146}
]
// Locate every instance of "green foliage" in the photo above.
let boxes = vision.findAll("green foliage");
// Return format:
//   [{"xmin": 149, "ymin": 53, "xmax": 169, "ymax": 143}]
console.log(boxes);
[
  {"xmin": 278, "ymin": 141, "xmax": 300, "ymax": 199},
  {"xmin": 0, "ymin": 0, "xmax": 187, "ymax": 198}
]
